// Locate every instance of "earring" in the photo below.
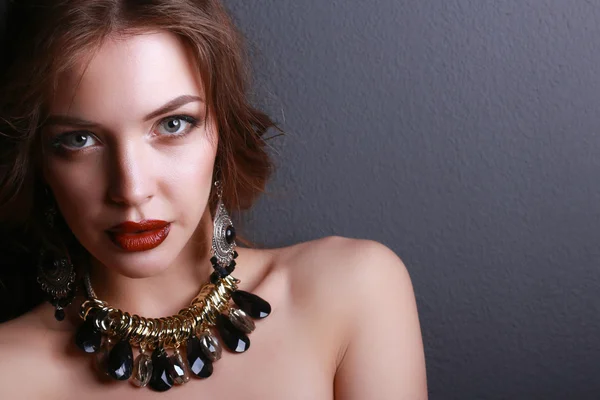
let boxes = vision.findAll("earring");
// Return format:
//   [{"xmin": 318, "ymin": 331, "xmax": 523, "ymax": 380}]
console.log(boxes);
[
  {"xmin": 37, "ymin": 199, "xmax": 77, "ymax": 321},
  {"xmin": 44, "ymin": 200, "xmax": 57, "ymax": 228},
  {"xmin": 209, "ymin": 180, "xmax": 238, "ymax": 282}
]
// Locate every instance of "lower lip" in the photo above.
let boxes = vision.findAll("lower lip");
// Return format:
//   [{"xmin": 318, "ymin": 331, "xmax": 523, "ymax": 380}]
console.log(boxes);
[{"xmin": 107, "ymin": 224, "xmax": 171, "ymax": 252}]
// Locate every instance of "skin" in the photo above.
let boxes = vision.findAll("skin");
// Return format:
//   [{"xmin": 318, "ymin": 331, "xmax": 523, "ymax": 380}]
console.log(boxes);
[{"xmin": 0, "ymin": 31, "xmax": 427, "ymax": 399}]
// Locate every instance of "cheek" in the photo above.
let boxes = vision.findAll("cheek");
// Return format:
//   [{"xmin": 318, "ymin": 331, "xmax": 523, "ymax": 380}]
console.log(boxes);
[
  {"xmin": 165, "ymin": 136, "xmax": 218, "ymax": 206},
  {"xmin": 44, "ymin": 159, "xmax": 105, "ymax": 222}
]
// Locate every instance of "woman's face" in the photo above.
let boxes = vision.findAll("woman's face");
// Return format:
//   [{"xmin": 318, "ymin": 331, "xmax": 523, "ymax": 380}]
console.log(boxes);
[{"xmin": 42, "ymin": 31, "xmax": 218, "ymax": 278}]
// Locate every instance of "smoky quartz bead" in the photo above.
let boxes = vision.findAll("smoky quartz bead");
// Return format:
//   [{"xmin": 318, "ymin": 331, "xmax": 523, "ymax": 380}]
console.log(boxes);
[
  {"xmin": 168, "ymin": 349, "xmax": 190, "ymax": 385},
  {"xmin": 216, "ymin": 314, "xmax": 250, "ymax": 353},
  {"xmin": 198, "ymin": 331, "xmax": 222, "ymax": 361},
  {"xmin": 228, "ymin": 308, "xmax": 255, "ymax": 334},
  {"xmin": 94, "ymin": 337, "xmax": 113, "ymax": 377},
  {"xmin": 131, "ymin": 352, "xmax": 153, "ymax": 388}
]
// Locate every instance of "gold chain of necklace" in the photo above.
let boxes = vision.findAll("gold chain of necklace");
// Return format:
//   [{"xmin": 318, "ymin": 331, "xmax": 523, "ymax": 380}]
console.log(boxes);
[{"xmin": 79, "ymin": 274, "xmax": 239, "ymax": 350}]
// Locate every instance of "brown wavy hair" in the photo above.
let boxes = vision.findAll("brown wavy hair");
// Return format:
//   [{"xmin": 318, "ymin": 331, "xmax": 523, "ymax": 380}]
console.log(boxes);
[{"xmin": 0, "ymin": 0, "xmax": 277, "ymax": 321}]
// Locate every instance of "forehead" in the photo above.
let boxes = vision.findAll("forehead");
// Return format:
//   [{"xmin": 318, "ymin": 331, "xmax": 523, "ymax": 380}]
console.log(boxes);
[{"xmin": 49, "ymin": 31, "xmax": 205, "ymax": 121}]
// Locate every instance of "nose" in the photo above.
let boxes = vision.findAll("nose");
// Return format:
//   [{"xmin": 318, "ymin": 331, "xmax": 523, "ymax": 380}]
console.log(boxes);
[{"xmin": 106, "ymin": 140, "xmax": 155, "ymax": 207}]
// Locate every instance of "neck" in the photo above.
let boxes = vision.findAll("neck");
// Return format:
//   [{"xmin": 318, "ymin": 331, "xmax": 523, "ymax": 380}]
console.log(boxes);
[{"xmin": 86, "ymin": 207, "xmax": 215, "ymax": 318}]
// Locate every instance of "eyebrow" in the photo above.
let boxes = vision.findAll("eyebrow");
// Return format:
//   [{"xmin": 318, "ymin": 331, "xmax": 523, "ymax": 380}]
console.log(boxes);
[
  {"xmin": 44, "ymin": 95, "xmax": 204, "ymax": 127},
  {"xmin": 143, "ymin": 95, "xmax": 204, "ymax": 121}
]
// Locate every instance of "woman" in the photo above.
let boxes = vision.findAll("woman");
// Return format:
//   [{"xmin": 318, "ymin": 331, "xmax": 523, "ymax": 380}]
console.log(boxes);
[{"xmin": 0, "ymin": 0, "xmax": 427, "ymax": 398}]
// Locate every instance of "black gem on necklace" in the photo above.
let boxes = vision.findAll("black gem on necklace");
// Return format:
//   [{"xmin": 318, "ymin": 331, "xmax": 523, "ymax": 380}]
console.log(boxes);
[
  {"xmin": 75, "ymin": 319, "xmax": 103, "ymax": 354},
  {"xmin": 186, "ymin": 336, "xmax": 213, "ymax": 378},
  {"xmin": 231, "ymin": 290, "xmax": 272, "ymax": 319},
  {"xmin": 107, "ymin": 340, "xmax": 134, "ymax": 381},
  {"xmin": 216, "ymin": 313, "xmax": 250, "ymax": 353},
  {"xmin": 149, "ymin": 347, "xmax": 174, "ymax": 392}
]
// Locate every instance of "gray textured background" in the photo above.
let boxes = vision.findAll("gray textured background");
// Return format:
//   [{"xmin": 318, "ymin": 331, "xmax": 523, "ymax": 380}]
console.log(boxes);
[{"xmin": 225, "ymin": 1, "xmax": 600, "ymax": 399}]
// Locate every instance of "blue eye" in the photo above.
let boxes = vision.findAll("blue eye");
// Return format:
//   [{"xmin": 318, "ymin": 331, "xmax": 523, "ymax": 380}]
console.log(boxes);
[
  {"xmin": 53, "ymin": 132, "xmax": 97, "ymax": 150},
  {"xmin": 156, "ymin": 116, "xmax": 198, "ymax": 136}
]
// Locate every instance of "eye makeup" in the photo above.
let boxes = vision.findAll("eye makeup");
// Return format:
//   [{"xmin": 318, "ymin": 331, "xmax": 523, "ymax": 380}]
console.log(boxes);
[
  {"xmin": 45, "ymin": 113, "xmax": 203, "ymax": 154},
  {"xmin": 153, "ymin": 115, "xmax": 200, "ymax": 138}
]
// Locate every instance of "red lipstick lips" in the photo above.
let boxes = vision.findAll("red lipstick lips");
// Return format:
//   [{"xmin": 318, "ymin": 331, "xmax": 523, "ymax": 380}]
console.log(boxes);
[{"xmin": 107, "ymin": 220, "xmax": 170, "ymax": 252}]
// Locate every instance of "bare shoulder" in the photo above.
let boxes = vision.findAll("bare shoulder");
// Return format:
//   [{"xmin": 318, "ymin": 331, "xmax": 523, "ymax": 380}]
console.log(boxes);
[
  {"xmin": 269, "ymin": 235, "xmax": 416, "ymax": 341},
  {"xmin": 0, "ymin": 311, "xmax": 41, "ymax": 391},
  {"xmin": 0, "ymin": 307, "xmax": 71, "ymax": 398},
  {"xmin": 269, "ymin": 236, "xmax": 427, "ymax": 398},
  {"xmin": 275, "ymin": 235, "xmax": 412, "ymax": 300},
  {"xmin": 0, "ymin": 307, "xmax": 44, "ymax": 349}
]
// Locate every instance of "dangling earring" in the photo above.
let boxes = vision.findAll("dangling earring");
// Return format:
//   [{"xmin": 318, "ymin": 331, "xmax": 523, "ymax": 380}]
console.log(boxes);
[
  {"xmin": 209, "ymin": 180, "xmax": 238, "ymax": 282},
  {"xmin": 37, "ymin": 196, "xmax": 77, "ymax": 321}
]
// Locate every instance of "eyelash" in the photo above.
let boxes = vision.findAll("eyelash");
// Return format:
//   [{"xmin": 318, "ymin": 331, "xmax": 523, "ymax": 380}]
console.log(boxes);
[
  {"xmin": 157, "ymin": 115, "xmax": 200, "ymax": 138},
  {"xmin": 49, "ymin": 114, "xmax": 201, "ymax": 152}
]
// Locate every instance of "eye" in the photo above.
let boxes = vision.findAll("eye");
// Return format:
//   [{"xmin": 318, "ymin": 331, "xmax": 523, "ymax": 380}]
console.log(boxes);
[
  {"xmin": 155, "ymin": 116, "xmax": 198, "ymax": 137},
  {"xmin": 53, "ymin": 132, "xmax": 98, "ymax": 150}
]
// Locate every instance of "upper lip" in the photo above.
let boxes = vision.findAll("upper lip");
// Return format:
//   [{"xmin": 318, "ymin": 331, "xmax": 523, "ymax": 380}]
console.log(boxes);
[{"xmin": 107, "ymin": 220, "xmax": 169, "ymax": 234}]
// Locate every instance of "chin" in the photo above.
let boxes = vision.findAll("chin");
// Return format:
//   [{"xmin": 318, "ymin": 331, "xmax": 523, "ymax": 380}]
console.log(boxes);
[{"xmin": 105, "ymin": 256, "xmax": 173, "ymax": 279}]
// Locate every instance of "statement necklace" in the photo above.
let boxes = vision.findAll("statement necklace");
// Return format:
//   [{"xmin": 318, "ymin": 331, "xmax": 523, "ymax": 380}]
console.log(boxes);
[
  {"xmin": 72, "ymin": 195, "xmax": 272, "ymax": 392},
  {"xmin": 75, "ymin": 251, "xmax": 271, "ymax": 392}
]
